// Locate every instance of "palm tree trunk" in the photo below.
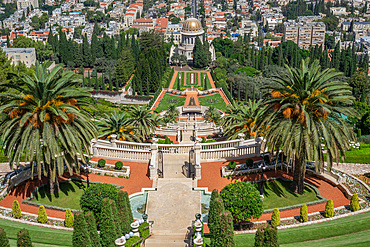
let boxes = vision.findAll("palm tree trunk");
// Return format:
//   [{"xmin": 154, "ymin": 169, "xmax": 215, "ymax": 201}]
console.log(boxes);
[
  {"xmin": 291, "ymin": 157, "xmax": 305, "ymax": 194},
  {"xmin": 47, "ymin": 163, "xmax": 60, "ymax": 195}
]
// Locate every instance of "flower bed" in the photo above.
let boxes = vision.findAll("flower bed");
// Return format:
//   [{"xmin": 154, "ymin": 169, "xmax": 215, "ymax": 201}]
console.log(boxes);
[
  {"xmin": 89, "ymin": 161, "xmax": 130, "ymax": 178},
  {"xmin": 222, "ymin": 162, "xmax": 282, "ymax": 177}
]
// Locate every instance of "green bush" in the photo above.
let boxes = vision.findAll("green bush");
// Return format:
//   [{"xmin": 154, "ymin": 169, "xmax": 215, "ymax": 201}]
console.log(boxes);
[
  {"xmin": 12, "ymin": 200, "xmax": 21, "ymax": 219},
  {"xmin": 299, "ymin": 204, "xmax": 308, "ymax": 222},
  {"xmin": 110, "ymin": 199, "xmax": 123, "ymax": 237},
  {"xmin": 218, "ymin": 210, "xmax": 235, "ymax": 247},
  {"xmin": 254, "ymin": 227, "xmax": 264, "ymax": 247},
  {"xmin": 117, "ymin": 190, "xmax": 132, "ymax": 235},
  {"xmin": 72, "ymin": 211, "xmax": 92, "ymax": 247},
  {"xmin": 124, "ymin": 236, "xmax": 141, "ymax": 247},
  {"xmin": 80, "ymin": 183, "xmax": 119, "ymax": 220},
  {"xmin": 98, "ymin": 159, "xmax": 106, "ymax": 168},
  {"xmin": 17, "ymin": 229, "xmax": 32, "ymax": 247},
  {"xmin": 84, "ymin": 211, "xmax": 101, "ymax": 247},
  {"xmin": 220, "ymin": 181, "xmax": 263, "ymax": 223},
  {"xmin": 198, "ymin": 86, "xmax": 203, "ymax": 91},
  {"xmin": 115, "ymin": 161, "xmax": 123, "ymax": 170},
  {"xmin": 180, "ymin": 87, "xmax": 186, "ymax": 91},
  {"xmin": 37, "ymin": 205, "xmax": 47, "ymax": 224},
  {"xmin": 139, "ymin": 222, "xmax": 150, "ymax": 238},
  {"xmin": 324, "ymin": 199, "xmax": 334, "ymax": 218},
  {"xmin": 64, "ymin": 209, "xmax": 74, "ymax": 228},
  {"xmin": 263, "ymin": 225, "xmax": 278, "ymax": 247},
  {"xmin": 246, "ymin": 158, "xmax": 254, "ymax": 168},
  {"xmin": 0, "ymin": 227, "xmax": 10, "ymax": 247},
  {"xmin": 350, "ymin": 194, "xmax": 359, "ymax": 212},
  {"xmin": 100, "ymin": 198, "xmax": 118, "ymax": 247},
  {"xmin": 208, "ymin": 189, "xmax": 220, "ymax": 235},
  {"xmin": 210, "ymin": 198, "xmax": 225, "ymax": 246},
  {"xmin": 228, "ymin": 161, "xmax": 236, "ymax": 169},
  {"xmin": 270, "ymin": 208, "xmax": 280, "ymax": 227},
  {"xmin": 358, "ymin": 129, "xmax": 362, "ymax": 138}
]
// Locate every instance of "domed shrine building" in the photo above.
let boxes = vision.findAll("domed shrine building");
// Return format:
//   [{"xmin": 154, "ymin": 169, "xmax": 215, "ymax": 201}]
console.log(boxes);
[{"xmin": 170, "ymin": 18, "xmax": 215, "ymax": 63}]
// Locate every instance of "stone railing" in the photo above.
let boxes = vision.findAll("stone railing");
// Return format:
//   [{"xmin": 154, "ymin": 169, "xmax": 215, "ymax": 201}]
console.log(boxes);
[
  {"xmin": 92, "ymin": 145, "xmax": 151, "ymax": 162},
  {"xmin": 114, "ymin": 140, "xmax": 151, "ymax": 151},
  {"xmin": 200, "ymin": 144, "xmax": 259, "ymax": 162},
  {"xmin": 200, "ymin": 139, "xmax": 241, "ymax": 150},
  {"xmin": 158, "ymin": 143, "xmax": 194, "ymax": 154}
]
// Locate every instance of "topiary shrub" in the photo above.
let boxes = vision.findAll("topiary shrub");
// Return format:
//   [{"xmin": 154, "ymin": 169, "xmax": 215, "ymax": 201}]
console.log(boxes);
[
  {"xmin": 270, "ymin": 208, "xmax": 280, "ymax": 227},
  {"xmin": 37, "ymin": 205, "xmax": 47, "ymax": 224},
  {"xmin": 100, "ymin": 198, "xmax": 118, "ymax": 247},
  {"xmin": 116, "ymin": 190, "xmax": 132, "ymax": 235},
  {"xmin": 263, "ymin": 225, "xmax": 278, "ymax": 247},
  {"xmin": 209, "ymin": 198, "xmax": 225, "ymax": 246},
  {"xmin": 72, "ymin": 211, "xmax": 92, "ymax": 247},
  {"xmin": 254, "ymin": 227, "xmax": 264, "ymax": 247},
  {"xmin": 324, "ymin": 199, "xmax": 334, "ymax": 218},
  {"xmin": 208, "ymin": 189, "xmax": 220, "ymax": 235},
  {"xmin": 299, "ymin": 204, "xmax": 308, "ymax": 222},
  {"xmin": 64, "ymin": 209, "xmax": 74, "ymax": 228},
  {"xmin": 350, "ymin": 194, "xmax": 359, "ymax": 212},
  {"xmin": 246, "ymin": 158, "xmax": 254, "ymax": 168},
  {"xmin": 80, "ymin": 183, "xmax": 119, "ymax": 221},
  {"xmin": 115, "ymin": 161, "xmax": 123, "ymax": 170},
  {"xmin": 85, "ymin": 211, "xmax": 101, "ymax": 247},
  {"xmin": 0, "ymin": 227, "xmax": 10, "ymax": 247},
  {"xmin": 97, "ymin": 159, "xmax": 106, "ymax": 168},
  {"xmin": 228, "ymin": 161, "xmax": 236, "ymax": 169},
  {"xmin": 17, "ymin": 229, "xmax": 32, "ymax": 247},
  {"xmin": 198, "ymin": 86, "xmax": 203, "ymax": 91},
  {"xmin": 12, "ymin": 200, "xmax": 21, "ymax": 219}
]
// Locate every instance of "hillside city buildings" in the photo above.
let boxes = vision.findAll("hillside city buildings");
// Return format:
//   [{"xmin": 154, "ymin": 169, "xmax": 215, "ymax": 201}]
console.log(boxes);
[{"xmin": 1, "ymin": 0, "xmax": 370, "ymax": 67}]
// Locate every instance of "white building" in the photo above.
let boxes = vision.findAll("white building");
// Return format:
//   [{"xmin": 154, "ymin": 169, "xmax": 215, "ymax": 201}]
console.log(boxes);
[
  {"xmin": 17, "ymin": 0, "xmax": 38, "ymax": 10},
  {"xmin": 2, "ymin": 47, "xmax": 36, "ymax": 67}
]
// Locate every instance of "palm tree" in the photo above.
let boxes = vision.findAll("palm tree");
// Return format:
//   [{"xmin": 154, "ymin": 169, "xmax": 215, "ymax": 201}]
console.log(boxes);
[
  {"xmin": 0, "ymin": 63, "xmax": 97, "ymax": 194},
  {"xmin": 97, "ymin": 111, "xmax": 140, "ymax": 142},
  {"xmin": 204, "ymin": 106, "xmax": 221, "ymax": 124},
  {"xmin": 222, "ymin": 100, "xmax": 267, "ymax": 140},
  {"xmin": 127, "ymin": 105, "xmax": 157, "ymax": 141},
  {"xmin": 261, "ymin": 58, "xmax": 358, "ymax": 193},
  {"xmin": 163, "ymin": 104, "xmax": 179, "ymax": 123}
]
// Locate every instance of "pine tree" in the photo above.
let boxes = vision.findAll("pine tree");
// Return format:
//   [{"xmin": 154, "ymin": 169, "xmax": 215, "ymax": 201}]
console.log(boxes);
[
  {"xmin": 85, "ymin": 211, "xmax": 102, "ymax": 247},
  {"xmin": 100, "ymin": 198, "xmax": 118, "ymax": 247},
  {"xmin": 72, "ymin": 212, "xmax": 92, "ymax": 247},
  {"xmin": 0, "ymin": 227, "xmax": 10, "ymax": 247},
  {"xmin": 17, "ymin": 229, "xmax": 32, "ymax": 247}
]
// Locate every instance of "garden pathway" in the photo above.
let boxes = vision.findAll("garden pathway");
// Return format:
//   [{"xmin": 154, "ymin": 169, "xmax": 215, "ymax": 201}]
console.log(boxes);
[{"xmin": 146, "ymin": 178, "xmax": 200, "ymax": 247}]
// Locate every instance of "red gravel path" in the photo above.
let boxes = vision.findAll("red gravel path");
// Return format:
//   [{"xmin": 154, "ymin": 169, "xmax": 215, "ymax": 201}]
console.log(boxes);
[
  {"xmin": 0, "ymin": 159, "xmax": 152, "ymax": 219},
  {"xmin": 198, "ymin": 160, "xmax": 349, "ymax": 222}
]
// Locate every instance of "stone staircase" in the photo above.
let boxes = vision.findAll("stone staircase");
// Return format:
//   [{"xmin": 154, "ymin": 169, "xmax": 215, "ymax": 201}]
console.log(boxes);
[{"xmin": 145, "ymin": 178, "xmax": 200, "ymax": 247}]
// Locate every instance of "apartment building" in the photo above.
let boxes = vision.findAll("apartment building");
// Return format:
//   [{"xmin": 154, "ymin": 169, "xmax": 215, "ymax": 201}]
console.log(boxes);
[
  {"xmin": 17, "ymin": 0, "xmax": 38, "ymax": 10},
  {"xmin": 2, "ymin": 47, "xmax": 36, "ymax": 67},
  {"xmin": 283, "ymin": 21, "xmax": 326, "ymax": 50}
]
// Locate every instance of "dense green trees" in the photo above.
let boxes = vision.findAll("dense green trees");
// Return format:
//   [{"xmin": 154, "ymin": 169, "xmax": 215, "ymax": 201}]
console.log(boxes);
[
  {"xmin": 193, "ymin": 37, "xmax": 210, "ymax": 68},
  {"xmin": 17, "ymin": 229, "xmax": 32, "ymax": 247},
  {"xmin": 0, "ymin": 227, "xmax": 10, "ymax": 247},
  {"xmin": 0, "ymin": 63, "xmax": 97, "ymax": 194},
  {"xmin": 12, "ymin": 36, "xmax": 53, "ymax": 61},
  {"xmin": 73, "ymin": 212, "xmax": 92, "ymax": 247},
  {"xmin": 261, "ymin": 59, "xmax": 358, "ymax": 193},
  {"xmin": 100, "ymin": 198, "xmax": 118, "ymax": 247}
]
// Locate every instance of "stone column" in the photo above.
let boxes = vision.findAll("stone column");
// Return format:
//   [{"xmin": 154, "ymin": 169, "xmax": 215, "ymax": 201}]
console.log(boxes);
[
  {"xmin": 110, "ymin": 134, "xmax": 117, "ymax": 148},
  {"xmin": 238, "ymin": 133, "xmax": 245, "ymax": 146},
  {"xmin": 255, "ymin": 137, "xmax": 263, "ymax": 156},
  {"xmin": 90, "ymin": 138, "xmax": 97, "ymax": 156},
  {"xmin": 194, "ymin": 142, "xmax": 202, "ymax": 180},
  {"xmin": 177, "ymin": 127, "xmax": 181, "ymax": 142},
  {"xmin": 149, "ymin": 139, "xmax": 158, "ymax": 180}
]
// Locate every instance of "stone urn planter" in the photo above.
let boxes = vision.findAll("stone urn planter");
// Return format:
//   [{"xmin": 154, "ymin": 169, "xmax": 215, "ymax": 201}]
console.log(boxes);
[
  {"xmin": 131, "ymin": 221, "xmax": 140, "ymax": 237},
  {"xmin": 193, "ymin": 237, "xmax": 204, "ymax": 247},
  {"xmin": 194, "ymin": 221, "xmax": 203, "ymax": 232},
  {"xmin": 115, "ymin": 237, "xmax": 126, "ymax": 246}
]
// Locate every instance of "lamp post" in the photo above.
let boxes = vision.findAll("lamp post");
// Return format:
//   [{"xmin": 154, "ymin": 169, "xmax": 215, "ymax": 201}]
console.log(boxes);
[
  {"xmin": 84, "ymin": 158, "xmax": 90, "ymax": 188},
  {"xmin": 259, "ymin": 162, "xmax": 266, "ymax": 198}
]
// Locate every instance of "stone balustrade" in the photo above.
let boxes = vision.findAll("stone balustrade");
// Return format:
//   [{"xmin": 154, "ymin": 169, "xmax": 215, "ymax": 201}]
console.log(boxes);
[
  {"xmin": 200, "ymin": 144, "xmax": 258, "ymax": 161},
  {"xmin": 158, "ymin": 144, "xmax": 194, "ymax": 154}
]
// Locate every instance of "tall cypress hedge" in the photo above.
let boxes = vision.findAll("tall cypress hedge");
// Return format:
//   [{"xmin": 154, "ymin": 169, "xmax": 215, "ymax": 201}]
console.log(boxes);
[
  {"xmin": 208, "ymin": 189, "xmax": 219, "ymax": 234},
  {"xmin": 0, "ymin": 227, "xmax": 10, "ymax": 247},
  {"xmin": 100, "ymin": 198, "xmax": 118, "ymax": 247},
  {"xmin": 72, "ymin": 212, "xmax": 92, "ymax": 247},
  {"xmin": 218, "ymin": 211, "xmax": 234, "ymax": 247},
  {"xmin": 116, "ymin": 191, "xmax": 132, "ymax": 235},
  {"xmin": 85, "ymin": 211, "xmax": 102, "ymax": 247},
  {"xmin": 210, "ymin": 198, "xmax": 225, "ymax": 247},
  {"xmin": 109, "ymin": 199, "xmax": 123, "ymax": 237}
]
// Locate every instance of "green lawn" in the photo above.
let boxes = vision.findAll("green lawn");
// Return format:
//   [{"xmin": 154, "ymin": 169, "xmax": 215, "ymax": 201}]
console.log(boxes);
[
  {"xmin": 205, "ymin": 211, "xmax": 370, "ymax": 246},
  {"xmin": 186, "ymin": 72, "xmax": 198, "ymax": 87},
  {"xmin": 198, "ymin": 94, "xmax": 229, "ymax": 112},
  {"xmin": 0, "ymin": 218, "xmax": 72, "ymax": 246},
  {"xmin": 32, "ymin": 180, "xmax": 86, "ymax": 210},
  {"xmin": 260, "ymin": 179, "xmax": 320, "ymax": 210},
  {"xmin": 200, "ymin": 73, "xmax": 212, "ymax": 90},
  {"xmin": 154, "ymin": 94, "xmax": 186, "ymax": 113},
  {"xmin": 329, "ymin": 143, "xmax": 370, "ymax": 164}
]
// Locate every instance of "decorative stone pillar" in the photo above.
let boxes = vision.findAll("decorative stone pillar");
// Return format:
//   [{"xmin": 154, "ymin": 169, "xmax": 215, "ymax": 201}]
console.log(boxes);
[
  {"xmin": 110, "ymin": 134, "xmax": 117, "ymax": 148},
  {"xmin": 256, "ymin": 137, "xmax": 263, "ymax": 155},
  {"xmin": 149, "ymin": 140, "xmax": 158, "ymax": 180},
  {"xmin": 238, "ymin": 133, "xmax": 245, "ymax": 146},
  {"xmin": 194, "ymin": 142, "xmax": 202, "ymax": 180},
  {"xmin": 90, "ymin": 138, "xmax": 97, "ymax": 156},
  {"xmin": 177, "ymin": 127, "xmax": 181, "ymax": 142}
]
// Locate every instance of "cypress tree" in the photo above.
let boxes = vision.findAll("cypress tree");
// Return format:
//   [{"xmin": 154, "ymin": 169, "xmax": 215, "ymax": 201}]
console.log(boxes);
[
  {"xmin": 109, "ymin": 200, "xmax": 123, "ymax": 237},
  {"xmin": 0, "ymin": 227, "xmax": 10, "ymax": 247},
  {"xmin": 17, "ymin": 229, "xmax": 32, "ymax": 247},
  {"xmin": 123, "ymin": 191, "xmax": 133, "ymax": 224},
  {"xmin": 91, "ymin": 34, "xmax": 98, "ymax": 65},
  {"xmin": 100, "ymin": 198, "xmax": 118, "ymax": 247},
  {"xmin": 210, "ymin": 198, "xmax": 225, "ymax": 247},
  {"xmin": 108, "ymin": 72, "xmax": 113, "ymax": 91},
  {"xmin": 85, "ymin": 211, "xmax": 102, "ymax": 247},
  {"xmin": 218, "ymin": 211, "xmax": 234, "ymax": 247},
  {"xmin": 263, "ymin": 225, "xmax": 278, "ymax": 247},
  {"xmin": 72, "ymin": 212, "xmax": 92, "ymax": 247},
  {"xmin": 116, "ymin": 191, "xmax": 131, "ymax": 235},
  {"xmin": 254, "ymin": 227, "xmax": 264, "ymax": 247},
  {"xmin": 208, "ymin": 189, "xmax": 219, "ymax": 234},
  {"xmin": 193, "ymin": 37, "xmax": 207, "ymax": 68}
]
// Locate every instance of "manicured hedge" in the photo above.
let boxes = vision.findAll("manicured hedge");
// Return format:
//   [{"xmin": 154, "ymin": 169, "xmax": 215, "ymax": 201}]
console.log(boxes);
[{"xmin": 12, "ymin": 200, "xmax": 21, "ymax": 219}]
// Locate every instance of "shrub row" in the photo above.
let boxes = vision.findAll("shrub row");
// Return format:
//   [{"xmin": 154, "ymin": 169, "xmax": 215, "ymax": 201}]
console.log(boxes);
[{"xmin": 0, "ymin": 227, "xmax": 33, "ymax": 247}]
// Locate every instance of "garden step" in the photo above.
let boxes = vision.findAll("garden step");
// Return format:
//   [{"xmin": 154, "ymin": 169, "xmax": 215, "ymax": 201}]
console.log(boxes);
[{"xmin": 145, "ymin": 234, "xmax": 189, "ymax": 247}]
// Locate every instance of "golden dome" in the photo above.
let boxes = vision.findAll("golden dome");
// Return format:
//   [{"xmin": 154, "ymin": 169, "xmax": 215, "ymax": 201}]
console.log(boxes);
[{"xmin": 182, "ymin": 18, "xmax": 203, "ymax": 33}]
